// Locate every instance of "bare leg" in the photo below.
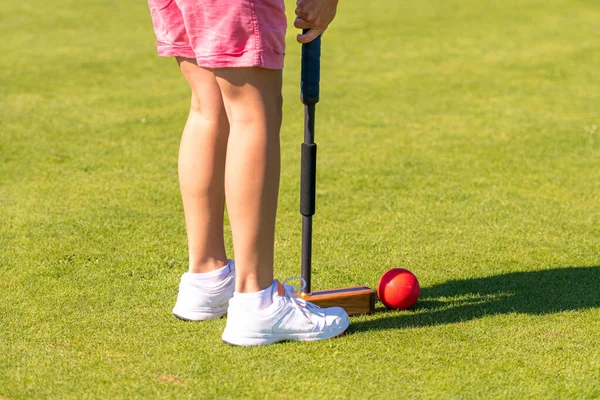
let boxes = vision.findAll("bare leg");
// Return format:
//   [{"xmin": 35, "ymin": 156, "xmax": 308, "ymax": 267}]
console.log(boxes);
[
  {"xmin": 177, "ymin": 57, "xmax": 229, "ymax": 273},
  {"xmin": 214, "ymin": 68, "xmax": 283, "ymax": 293}
]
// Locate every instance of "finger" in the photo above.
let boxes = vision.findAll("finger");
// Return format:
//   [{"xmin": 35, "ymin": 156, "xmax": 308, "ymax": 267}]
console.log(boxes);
[
  {"xmin": 295, "ymin": 6, "xmax": 310, "ymax": 20},
  {"xmin": 293, "ymin": 17, "xmax": 311, "ymax": 30},
  {"xmin": 296, "ymin": 27, "xmax": 324, "ymax": 44}
]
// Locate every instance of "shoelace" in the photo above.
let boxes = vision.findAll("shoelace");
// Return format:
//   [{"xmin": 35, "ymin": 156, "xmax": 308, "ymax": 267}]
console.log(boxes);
[{"xmin": 281, "ymin": 277, "xmax": 325, "ymax": 321}]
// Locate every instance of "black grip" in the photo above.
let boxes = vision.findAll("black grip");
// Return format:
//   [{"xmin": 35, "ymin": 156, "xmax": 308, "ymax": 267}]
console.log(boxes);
[
  {"xmin": 300, "ymin": 31, "xmax": 321, "ymax": 105},
  {"xmin": 300, "ymin": 142, "xmax": 317, "ymax": 216}
]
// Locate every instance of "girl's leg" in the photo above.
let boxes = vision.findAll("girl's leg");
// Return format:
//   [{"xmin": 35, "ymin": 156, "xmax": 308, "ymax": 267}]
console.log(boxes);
[
  {"xmin": 213, "ymin": 67, "xmax": 283, "ymax": 294},
  {"xmin": 177, "ymin": 57, "xmax": 229, "ymax": 273},
  {"xmin": 213, "ymin": 67, "xmax": 350, "ymax": 345}
]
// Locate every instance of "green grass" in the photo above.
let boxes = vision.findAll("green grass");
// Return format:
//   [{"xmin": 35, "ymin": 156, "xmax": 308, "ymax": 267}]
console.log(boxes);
[{"xmin": 1, "ymin": 0, "xmax": 600, "ymax": 398}]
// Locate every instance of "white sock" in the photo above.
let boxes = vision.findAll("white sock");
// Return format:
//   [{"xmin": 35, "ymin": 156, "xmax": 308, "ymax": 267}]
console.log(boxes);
[
  {"xmin": 233, "ymin": 280, "xmax": 276, "ymax": 310},
  {"xmin": 186, "ymin": 261, "xmax": 232, "ymax": 283}
]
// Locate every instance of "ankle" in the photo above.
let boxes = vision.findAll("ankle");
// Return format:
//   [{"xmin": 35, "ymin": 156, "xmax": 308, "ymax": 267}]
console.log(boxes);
[
  {"xmin": 235, "ymin": 272, "xmax": 274, "ymax": 293},
  {"xmin": 188, "ymin": 257, "xmax": 229, "ymax": 274},
  {"xmin": 235, "ymin": 279, "xmax": 272, "ymax": 294}
]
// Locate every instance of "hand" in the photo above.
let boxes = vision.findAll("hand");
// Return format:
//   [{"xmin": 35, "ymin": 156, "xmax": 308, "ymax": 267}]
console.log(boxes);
[{"xmin": 294, "ymin": 0, "xmax": 339, "ymax": 43}]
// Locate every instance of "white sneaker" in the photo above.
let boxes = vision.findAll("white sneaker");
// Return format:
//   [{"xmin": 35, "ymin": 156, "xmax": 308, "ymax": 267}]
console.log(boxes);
[
  {"xmin": 222, "ymin": 279, "xmax": 350, "ymax": 346},
  {"xmin": 172, "ymin": 260, "xmax": 235, "ymax": 321}
]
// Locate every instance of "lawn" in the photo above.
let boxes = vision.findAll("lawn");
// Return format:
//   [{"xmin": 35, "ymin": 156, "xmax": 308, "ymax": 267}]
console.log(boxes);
[{"xmin": 1, "ymin": 0, "xmax": 599, "ymax": 398}]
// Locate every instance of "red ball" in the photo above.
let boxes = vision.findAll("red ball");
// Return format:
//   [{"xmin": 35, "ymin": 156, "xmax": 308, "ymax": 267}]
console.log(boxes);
[{"xmin": 377, "ymin": 268, "xmax": 420, "ymax": 309}]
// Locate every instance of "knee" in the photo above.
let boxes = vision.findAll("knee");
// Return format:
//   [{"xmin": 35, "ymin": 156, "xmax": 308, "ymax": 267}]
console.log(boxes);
[
  {"xmin": 215, "ymin": 67, "xmax": 283, "ymax": 128},
  {"xmin": 229, "ymin": 91, "xmax": 283, "ymax": 127},
  {"xmin": 189, "ymin": 92, "xmax": 228, "ymax": 125}
]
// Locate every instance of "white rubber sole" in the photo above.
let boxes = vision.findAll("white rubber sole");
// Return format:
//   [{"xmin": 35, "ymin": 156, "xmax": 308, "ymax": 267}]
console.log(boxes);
[
  {"xmin": 172, "ymin": 305, "xmax": 228, "ymax": 321},
  {"xmin": 221, "ymin": 315, "xmax": 350, "ymax": 346}
]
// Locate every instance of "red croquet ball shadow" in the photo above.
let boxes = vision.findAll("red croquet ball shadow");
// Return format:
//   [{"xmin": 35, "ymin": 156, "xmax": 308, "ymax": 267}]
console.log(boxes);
[{"xmin": 377, "ymin": 268, "xmax": 421, "ymax": 310}]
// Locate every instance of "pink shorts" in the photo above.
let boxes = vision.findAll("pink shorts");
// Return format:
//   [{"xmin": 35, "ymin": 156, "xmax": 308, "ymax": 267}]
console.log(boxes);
[{"xmin": 148, "ymin": 0, "xmax": 287, "ymax": 69}]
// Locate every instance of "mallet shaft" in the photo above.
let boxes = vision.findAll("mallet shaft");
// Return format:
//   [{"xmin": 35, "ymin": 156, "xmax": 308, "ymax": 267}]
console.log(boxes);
[{"xmin": 300, "ymin": 34, "xmax": 321, "ymax": 295}]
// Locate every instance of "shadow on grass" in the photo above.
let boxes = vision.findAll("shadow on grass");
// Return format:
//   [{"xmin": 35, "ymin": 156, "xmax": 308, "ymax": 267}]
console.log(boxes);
[{"xmin": 349, "ymin": 266, "xmax": 600, "ymax": 333}]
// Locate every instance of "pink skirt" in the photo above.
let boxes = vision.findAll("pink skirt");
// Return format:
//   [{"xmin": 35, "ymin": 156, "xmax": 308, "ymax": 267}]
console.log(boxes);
[{"xmin": 148, "ymin": 0, "xmax": 287, "ymax": 69}]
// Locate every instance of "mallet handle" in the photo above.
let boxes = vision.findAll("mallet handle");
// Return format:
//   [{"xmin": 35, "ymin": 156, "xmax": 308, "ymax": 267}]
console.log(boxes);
[{"xmin": 301, "ymin": 33, "xmax": 321, "ymax": 106}]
